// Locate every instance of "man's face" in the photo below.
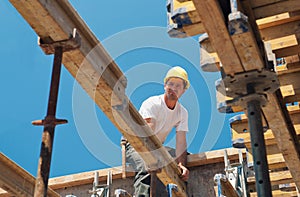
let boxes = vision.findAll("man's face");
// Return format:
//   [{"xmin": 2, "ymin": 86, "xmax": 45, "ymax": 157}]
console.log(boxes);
[{"xmin": 164, "ymin": 77, "xmax": 186, "ymax": 100}]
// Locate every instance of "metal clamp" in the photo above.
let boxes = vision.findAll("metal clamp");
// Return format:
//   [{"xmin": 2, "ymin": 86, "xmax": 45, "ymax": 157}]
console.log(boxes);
[{"xmin": 38, "ymin": 28, "xmax": 81, "ymax": 55}]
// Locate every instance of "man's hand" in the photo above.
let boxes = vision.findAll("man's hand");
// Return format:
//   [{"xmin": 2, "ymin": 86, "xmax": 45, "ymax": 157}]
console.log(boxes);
[{"xmin": 178, "ymin": 162, "xmax": 189, "ymax": 181}]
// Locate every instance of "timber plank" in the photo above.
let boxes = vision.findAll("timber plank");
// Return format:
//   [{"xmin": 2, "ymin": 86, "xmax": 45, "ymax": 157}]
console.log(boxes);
[
  {"xmin": 257, "ymin": 11, "xmax": 300, "ymax": 29},
  {"xmin": 261, "ymin": 91, "xmax": 300, "ymax": 190},
  {"xmin": 274, "ymin": 45, "xmax": 300, "ymax": 58},
  {"xmin": 250, "ymin": 189, "xmax": 298, "ymax": 197},
  {"xmin": 252, "ymin": 0, "xmax": 300, "ymax": 19},
  {"xmin": 268, "ymin": 35, "xmax": 298, "ymax": 51},
  {"xmin": 247, "ymin": 152, "xmax": 286, "ymax": 170},
  {"xmin": 248, "ymin": 170, "xmax": 293, "ymax": 186},
  {"xmin": 49, "ymin": 166, "xmax": 134, "ymax": 190},
  {"xmin": 230, "ymin": 105, "xmax": 300, "ymax": 134},
  {"xmin": 9, "ymin": 1, "xmax": 187, "ymax": 196},
  {"xmin": 231, "ymin": 31, "xmax": 265, "ymax": 71},
  {"xmin": 192, "ymin": 0, "xmax": 244, "ymax": 75},
  {"xmin": 259, "ymin": 20, "xmax": 300, "ymax": 41},
  {"xmin": 187, "ymin": 148, "xmax": 246, "ymax": 167},
  {"xmin": 0, "ymin": 153, "xmax": 60, "ymax": 197}
]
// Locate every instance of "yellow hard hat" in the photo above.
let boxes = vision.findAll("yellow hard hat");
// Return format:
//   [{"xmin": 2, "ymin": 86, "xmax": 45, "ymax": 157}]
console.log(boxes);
[{"xmin": 164, "ymin": 66, "xmax": 190, "ymax": 89}]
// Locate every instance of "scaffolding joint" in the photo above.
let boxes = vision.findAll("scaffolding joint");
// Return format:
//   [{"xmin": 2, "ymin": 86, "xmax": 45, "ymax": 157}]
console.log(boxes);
[{"xmin": 38, "ymin": 28, "xmax": 81, "ymax": 55}]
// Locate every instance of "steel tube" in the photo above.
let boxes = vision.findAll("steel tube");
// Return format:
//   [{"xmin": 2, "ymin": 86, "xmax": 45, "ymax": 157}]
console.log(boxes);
[
  {"xmin": 247, "ymin": 99, "xmax": 272, "ymax": 197},
  {"xmin": 34, "ymin": 47, "xmax": 63, "ymax": 197}
]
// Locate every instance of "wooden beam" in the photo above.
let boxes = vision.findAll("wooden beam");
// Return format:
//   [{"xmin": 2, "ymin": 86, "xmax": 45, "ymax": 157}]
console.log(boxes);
[
  {"xmin": 259, "ymin": 19, "xmax": 300, "ymax": 41},
  {"xmin": 230, "ymin": 105, "xmax": 300, "ymax": 133},
  {"xmin": 279, "ymin": 69, "xmax": 300, "ymax": 103},
  {"xmin": 248, "ymin": 170, "xmax": 293, "ymax": 186},
  {"xmin": 192, "ymin": 0, "xmax": 244, "ymax": 76},
  {"xmin": 274, "ymin": 45, "xmax": 300, "ymax": 58},
  {"xmin": 250, "ymin": 189, "xmax": 298, "ymax": 197},
  {"xmin": 231, "ymin": 29, "xmax": 265, "ymax": 71},
  {"xmin": 0, "ymin": 153, "xmax": 60, "ymax": 197},
  {"xmin": 9, "ymin": 0, "xmax": 187, "ymax": 196},
  {"xmin": 261, "ymin": 91, "xmax": 300, "ymax": 190},
  {"xmin": 257, "ymin": 11, "xmax": 300, "ymax": 30},
  {"xmin": 251, "ymin": 0, "xmax": 300, "ymax": 19},
  {"xmin": 187, "ymin": 148, "xmax": 245, "ymax": 167},
  {"xmin": 49, "ymin": 166, "xmax": 134, "ymax": 190}
]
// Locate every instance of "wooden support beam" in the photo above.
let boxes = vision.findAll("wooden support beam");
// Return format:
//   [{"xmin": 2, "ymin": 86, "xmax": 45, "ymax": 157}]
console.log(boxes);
[
  {"xmin": 274, "ymin": 45, "xmax": 300, "ymax": 58},
  {"xmin": 259, "ymin": 19, "xmax": 300, "ymax": 41},
  {"xmin": 279, "ymin": 69, "xmax": 300, "ymax": 103},
  {"xmin": 251, "ymin": 0, "xmax": 300, "ymax": 19},
  {"xmin": 261, "ymin": 91, "xmax": 300, "ymax": 190},
  {"xmin": 250, "ymin": 189, "xmax": 299, "ymax": 197},
  {"xmin": 248, "ymin": 170, "xmax": 293, "ymax": 186},
  {"xmin": 192, "ymin": 0, "xmax": 244, "ymax": 76},
  {"xmin": 49, "ymin": 166, "xmax": 135, "ymax": 190},
  {"xmin": 230, "ymin": 105, "xmax": 300, "ymax": 132},
  {"xmin": 257, "ymin": 11, "xmax": 300, "ymax": 30},
  {"xmin": 187, "ymin": 148, "xmax": 245, "ymax": 167},
  {"xmin": 0, "ymin": 153, "xmax": 60, "ymax": 197},
  {"xmin": 9, "ymin": 0, "xmax": 187, "ymax": 196}
]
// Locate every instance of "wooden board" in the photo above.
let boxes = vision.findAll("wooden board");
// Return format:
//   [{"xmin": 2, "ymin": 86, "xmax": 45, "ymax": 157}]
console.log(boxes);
[
  {"xmin": 261, "ymin": 91, "xmax": 300, "ymax": 190},
  {"xmin": 251, "ymin": 0, "xmax": 300, "ymax": 19},
  {"xmin": 0, "ymin": 153, "xmax": 60, "ymax": 197},
  {"xmin": 230, "ymin": 105, "xmax": 300, "ymax": 134},
  {"xmin": 257, "ymin": 11, "xmax": 300, "ymax": 29},
  {"xmin": 250, "ymin": 189, "xmax": 298, "ymax": 197},
  {"xmin": 192, "ymin": 0, "xmax": 244, "ymax": 76},
  {"xmin": 187, "ymin": 148, "xmax": 245, "ymax": 167},
  {"xmin": 9, "ymin": 1, "xmax": 187, "ymax": 196},
  {"xmin": 259, "ymin": 19, "xmax": 300, "ymax": 41},
  {"xmin": 49, "ymin": 166, "xmax": 134, "ymax": 190},
  {"xmin": 230, "ymin": 18, "xmax": 265, "ymax": 71},
  {"xmin": 248, "ymin": 170, "xmax": 293, "ymax": 186}
]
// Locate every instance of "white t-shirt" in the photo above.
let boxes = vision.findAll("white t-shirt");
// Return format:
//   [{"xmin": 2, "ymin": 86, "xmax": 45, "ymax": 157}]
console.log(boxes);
[{"xmin": 139, "ymin": 94, "xmax": 188, "ymax": 143}]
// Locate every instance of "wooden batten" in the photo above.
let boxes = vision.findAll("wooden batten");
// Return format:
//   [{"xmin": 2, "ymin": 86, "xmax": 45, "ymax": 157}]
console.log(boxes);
[
  {"xmin": 192, "ymin": 0, "xmax": 244, "ymax": 75},
  {"xmin": 187, "ymin": 148, "xmax": 245, "ymax": 167},
  {"xmin": 248, "ymin": 170, "xmax": 293, "ymax": 186},
  {"xmin": 257, "ymin": 11, "xmax": 300, "ymax": 30},
  {"xmin": 251, "ymin": 0, "xmax": 300, "ymax": 19},
  {"xmin": 49, "ymin": 166, "xmax": 135, "ymax": 190},
  {"xmin": 0, "ymin": 153, "xmax": 60, "ymax": 197},
  {"xmin": 250, "ymin": 189, "xmax": 298, "ymax": 197},
  {"xmin": 274, "ymin": 45, "xmax": 300, "ymax": 58},
  {"xmin": 259, "ymin": 19, "xmax": 300, "ymax": 41}
]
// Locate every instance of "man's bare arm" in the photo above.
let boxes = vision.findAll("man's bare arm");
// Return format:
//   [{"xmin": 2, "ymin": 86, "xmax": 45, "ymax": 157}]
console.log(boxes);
[{"xmin": 176, "ymin": 131, "xmax": 189, "ymax": 181}]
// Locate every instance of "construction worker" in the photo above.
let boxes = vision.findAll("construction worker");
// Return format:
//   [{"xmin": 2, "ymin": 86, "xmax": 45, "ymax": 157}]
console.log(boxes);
[{"xmin": 125, "ymin": 66, "xmax": 190, "ymax": 196}]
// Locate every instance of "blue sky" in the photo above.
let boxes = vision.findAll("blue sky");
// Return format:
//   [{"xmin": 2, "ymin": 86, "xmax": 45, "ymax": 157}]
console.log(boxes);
[{"xmin": 0, "ymin": 1, "xmax": 233, "ymax": 177}]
